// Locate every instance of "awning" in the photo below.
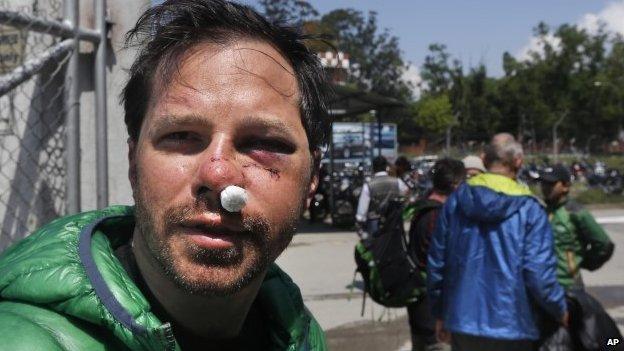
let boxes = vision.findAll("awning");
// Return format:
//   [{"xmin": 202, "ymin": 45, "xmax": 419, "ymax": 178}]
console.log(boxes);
[{"xmin": 328, "ymin": 84, "xmax": 404, "ymax": 117}]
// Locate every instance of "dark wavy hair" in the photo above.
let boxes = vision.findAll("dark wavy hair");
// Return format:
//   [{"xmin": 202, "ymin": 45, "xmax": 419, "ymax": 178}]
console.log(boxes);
[
  {"xmin": 372, "ymin": 156, "xmax": 388, "ymax": 173},
  {"xmin": 430, "ymin": 158, "xmax": 466, "ymax": 195},
  {"xmin": 121, "ymin": 0, "xmax": 332, "ymax": 151}
]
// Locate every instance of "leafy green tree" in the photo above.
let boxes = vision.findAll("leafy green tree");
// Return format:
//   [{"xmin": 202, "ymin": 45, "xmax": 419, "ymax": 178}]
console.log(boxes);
[
  {"xmin": 498, "ymin": 53, "xmax": 550, "ymax": 147},
  {"xmin": 414, "ymin": 94, "xmax": 455, "ymax": 135},
  {"xmin": 420, "ymin": 43, "xmax": 454, "ymax": 95},
  {"xmin": 460, "ymin": 65, "xmax": 502, "ymax": 140},
  {"xmin": 413, "ymin": 19, "xmax": 624, "ymax": 150},
  {"xmin": 602, "ymin": 34, "xmax": 624, "ymax": 137},
  {"xmin": 317, "ymin": 9, "xmax": 413, "ymax": 101},
  {"xmin": 514, "ymin": 23, "xmax": 617, "ymax": 147},
  {"xmin": 417, "ymin": 44, "xmax": 464, "ymax": 146}
]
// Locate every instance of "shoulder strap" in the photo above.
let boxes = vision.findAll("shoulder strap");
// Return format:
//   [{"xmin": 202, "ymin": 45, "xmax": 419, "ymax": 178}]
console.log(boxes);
[{"xmin": 408, "ymin": 199, "xmax": 442, "ymax": 221}]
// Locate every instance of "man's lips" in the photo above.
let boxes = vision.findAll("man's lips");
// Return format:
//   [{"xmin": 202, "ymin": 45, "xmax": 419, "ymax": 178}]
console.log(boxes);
[{"xmin": 177, "ymin": 220, "xmax": 242, "ymax": 249}]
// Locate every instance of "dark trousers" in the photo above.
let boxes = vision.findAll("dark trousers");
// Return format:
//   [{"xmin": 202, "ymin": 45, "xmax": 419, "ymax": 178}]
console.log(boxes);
[
  {"xmin": 408, "ymin": 297, "xmax": 449, "ymax": 351},
  {"xmin": 451, "ymin": 333, "xmax": 533, "ymax": 351}
]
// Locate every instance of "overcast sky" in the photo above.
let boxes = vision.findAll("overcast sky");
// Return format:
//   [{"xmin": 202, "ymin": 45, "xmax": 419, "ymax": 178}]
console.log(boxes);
[{"xmin": 241, "ymin": 0, "xmax": 624, "ymax": 85}]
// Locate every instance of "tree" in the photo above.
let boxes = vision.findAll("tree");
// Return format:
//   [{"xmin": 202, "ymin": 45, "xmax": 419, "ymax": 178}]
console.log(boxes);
[
  {"xmin": 603, "ymin": 34, "xmax": 624, "ymax": 137},
  {"xmin": 514, "ymin": 23, "xmax": 617, "ymax": 147},
  {"xmin": 498, "ymin": 52, "xmax": 549, "ymax": 147},
  {"xmin": 460, "ymin": 65, "xmax": 502, "ymax": 141},
  {"xmin": 419, "ymin": 44, "xmax": 502, "ymax": 145},
  {"xmin": 423, "ymin": 21, "xmax": 624, "ymax": 150},
  {"xmin": 258, "ymin": 0, "xmax": 318, "ymax": 26},
  {"xmin": 414, "ymin": 94, "xmax": 455, "ymax": 135},
  {"xmin": 420, "ymin": 43, "xmax": 454, "ymax": 95},
  {"xmin": 318, "ymin": 9, "xmax": 413, "ymax": 101}
]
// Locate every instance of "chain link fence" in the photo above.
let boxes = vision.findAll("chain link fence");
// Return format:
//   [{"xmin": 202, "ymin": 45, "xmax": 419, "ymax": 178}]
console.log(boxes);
[
  {"xmin": 0, "ymin": 0, "xmax": 69, "ymax": 250},
  {"xmin": 0, "ymin": 0, "xmax": 107, "ymax": 251}
]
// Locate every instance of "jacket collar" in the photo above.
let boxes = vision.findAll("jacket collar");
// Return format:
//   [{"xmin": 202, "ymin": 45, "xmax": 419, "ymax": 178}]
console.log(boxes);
[{"xmin": 467, "ymin": 173, "xmax": 532, "ymax": 196}]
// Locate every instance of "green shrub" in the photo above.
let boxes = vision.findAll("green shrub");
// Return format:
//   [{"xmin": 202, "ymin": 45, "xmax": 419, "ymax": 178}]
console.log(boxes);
[
  {"xmin": 530, "ymin": 182, "xmax": 624, "ymax": 205},
  {"xmin": 575, "ymin": 188, "xmax": 624, "ymax": 205}
]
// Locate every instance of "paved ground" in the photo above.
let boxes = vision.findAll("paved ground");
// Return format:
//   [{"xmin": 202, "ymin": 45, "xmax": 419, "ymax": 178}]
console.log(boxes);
[{"xmin": 276, "ymin": 208, "xmax": 624, "ymax": 351}]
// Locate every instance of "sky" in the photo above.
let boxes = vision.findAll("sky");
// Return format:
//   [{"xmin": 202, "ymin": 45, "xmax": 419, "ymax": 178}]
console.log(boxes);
[{"xmin": 241, "ymin": 0, "xmax": 624, "ymax": 86}]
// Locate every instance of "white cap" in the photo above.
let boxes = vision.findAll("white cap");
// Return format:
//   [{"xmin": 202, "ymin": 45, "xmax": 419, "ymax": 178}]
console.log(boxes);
[{"xmin": 462, "ymin": 155, "xmax": 486, "ymax": 173}]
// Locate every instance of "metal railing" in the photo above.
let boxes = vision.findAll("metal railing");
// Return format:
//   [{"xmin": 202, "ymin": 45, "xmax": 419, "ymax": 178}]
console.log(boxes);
[{"xmin": 0, "ymin": 0, "xmax": 108, "ymax": 250}]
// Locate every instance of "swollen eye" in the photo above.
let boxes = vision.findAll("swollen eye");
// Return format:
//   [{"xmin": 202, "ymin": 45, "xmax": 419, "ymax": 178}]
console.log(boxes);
[{"xmin": 243, "ymin": 138, "xmax": 295, "ymax": 154}]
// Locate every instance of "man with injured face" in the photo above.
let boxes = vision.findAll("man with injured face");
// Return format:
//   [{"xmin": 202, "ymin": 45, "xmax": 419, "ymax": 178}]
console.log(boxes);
[{"xmin": 0, "ymin": 1, "xmax": 331, "ymax": 350}]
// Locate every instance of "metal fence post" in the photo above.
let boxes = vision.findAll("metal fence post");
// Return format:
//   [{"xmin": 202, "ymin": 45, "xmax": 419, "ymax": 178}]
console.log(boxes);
[
  {"xmin": 63, "ymin": 0, "xmax": 81, "ymax": 214},
  {"xmin": 95, "ymin": 0, "xmax": 108, "ymax": 209},
  {"xmin": 1, "ymin": 0, "xmax": 106, "ymax": 249}
]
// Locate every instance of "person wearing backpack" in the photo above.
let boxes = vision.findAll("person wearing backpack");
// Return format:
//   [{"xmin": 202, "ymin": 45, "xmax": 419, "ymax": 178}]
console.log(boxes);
[
  {"xmin": 427, "ymin": 133, "xmax": 568, "ymax": 351},
  {"xmin": 355, "ymin": 156, "xmax": 409, "ymax": 230},
  {"xmin": 353, "ymin": 155, "xmax": 419, "ymax": 309},
  {"xmin": 407, "ymin": 159, "xmax": 465, "ymax": 351}
]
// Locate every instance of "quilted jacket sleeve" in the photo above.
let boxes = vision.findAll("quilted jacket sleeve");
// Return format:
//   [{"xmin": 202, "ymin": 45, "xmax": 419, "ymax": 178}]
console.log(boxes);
[
  {"xmin": 0, "ymin": 301, "xmax": 116, "ymax": 351},
  {"xmin": 572, "ymin": 209, "xmax": 615, "ymax": 271},
  {"xmin": 0, "ymin": 310, "xmax": 65, "ymax": 351},
  {"xmin": 522, "ymin": 201, "xmax": 567, "ymax": 320}
]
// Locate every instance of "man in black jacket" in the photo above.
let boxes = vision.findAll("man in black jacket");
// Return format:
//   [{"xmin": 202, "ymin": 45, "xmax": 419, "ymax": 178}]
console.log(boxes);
[{"xmin": 407, "ymin": 159, "xmax": 465, "ymax": 351}]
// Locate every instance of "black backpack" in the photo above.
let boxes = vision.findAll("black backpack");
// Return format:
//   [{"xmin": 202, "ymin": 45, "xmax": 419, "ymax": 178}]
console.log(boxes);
[{"xmin": 354, "ymin": 197, "xmax": 426, "ymax": 308}]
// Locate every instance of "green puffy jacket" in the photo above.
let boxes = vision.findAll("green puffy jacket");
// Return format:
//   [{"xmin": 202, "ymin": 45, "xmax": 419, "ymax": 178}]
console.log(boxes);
[
  {"xmin": 547, "ymin": 200, "xmax": 615, "ymax": 289},
  {"xmin": 0, "ymin": 206, "xmax": 327, "ymax": 351}
]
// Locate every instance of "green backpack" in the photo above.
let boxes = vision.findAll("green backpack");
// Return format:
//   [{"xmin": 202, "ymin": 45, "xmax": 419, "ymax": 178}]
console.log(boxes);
[{"xmin": 353, "ymin": 199, "xmax": 426, "ymax": 308}]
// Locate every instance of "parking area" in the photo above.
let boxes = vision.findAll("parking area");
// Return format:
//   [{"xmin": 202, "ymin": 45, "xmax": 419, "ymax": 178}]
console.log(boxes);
[{"xmin": 278, "ymin": 208, "xmax": 624, "ymax": 350}]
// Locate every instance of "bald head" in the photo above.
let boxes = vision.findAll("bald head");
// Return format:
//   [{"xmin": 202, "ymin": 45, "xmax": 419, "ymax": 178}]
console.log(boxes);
[
  {"xmin": 491, "ymin": 133, "xmax": 516, "ymax": 146},
  {"xmin": 483, "ymin": 133, "xmax": 524, "ymax": 174}
]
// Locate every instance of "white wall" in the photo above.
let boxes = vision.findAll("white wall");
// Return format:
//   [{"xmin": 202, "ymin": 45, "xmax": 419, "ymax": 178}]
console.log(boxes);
[{"xmin": 79, "ymin": 0, "xmax": 150, "ymax": 210}]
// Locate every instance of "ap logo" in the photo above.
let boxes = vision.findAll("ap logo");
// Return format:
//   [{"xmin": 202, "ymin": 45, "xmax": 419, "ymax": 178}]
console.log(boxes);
[{"xmin": 607, "ymin": 338, "xmax": 620, "ymax": 346}]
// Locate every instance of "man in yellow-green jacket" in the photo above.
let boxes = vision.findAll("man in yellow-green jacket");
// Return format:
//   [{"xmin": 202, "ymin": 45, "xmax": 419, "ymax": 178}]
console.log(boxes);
[
  {"xmin": 540, "ymin": 164, "xmax": 615, "ymax": 290},
  {"xmin": 0, "ymin": 1, "xmax": 331, "ymax": 349}
]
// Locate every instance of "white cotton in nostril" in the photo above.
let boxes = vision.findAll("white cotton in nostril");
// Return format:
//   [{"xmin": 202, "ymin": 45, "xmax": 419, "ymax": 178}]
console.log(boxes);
[{"xmin": 220, "ymin": 185, "xmax": 248, "ymax": 212}]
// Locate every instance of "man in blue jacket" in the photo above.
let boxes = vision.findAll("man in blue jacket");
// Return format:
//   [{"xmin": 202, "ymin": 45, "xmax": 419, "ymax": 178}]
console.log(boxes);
[{"xmin": 427, "ymin": 133, "xmax": 568, "ymax": 351}]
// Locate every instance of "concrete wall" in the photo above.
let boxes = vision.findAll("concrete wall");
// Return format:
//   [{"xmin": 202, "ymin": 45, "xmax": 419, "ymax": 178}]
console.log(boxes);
[
  {"xmin": 0, "ymin": 0, "xmax": 152, "ymax": 249},
  {"xmin": 78, "ymin": 0, "xmax": 150, "ymax": 210}
]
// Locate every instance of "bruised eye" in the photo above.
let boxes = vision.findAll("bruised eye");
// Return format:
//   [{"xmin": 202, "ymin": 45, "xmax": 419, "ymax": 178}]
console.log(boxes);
[{"xmin": 240, "ymin": 137, "xmax": 296, "ymax": 154}]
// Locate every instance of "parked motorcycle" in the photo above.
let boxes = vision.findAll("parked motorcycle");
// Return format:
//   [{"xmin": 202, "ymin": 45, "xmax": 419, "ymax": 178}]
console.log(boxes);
[
  {"xmin": 331, "ymin": 171, "xmax": 359, "ymax": 228},
  {"xmin": 601, "ymin": 168, "xmax": 623, "ymax": 194},
  {"xmin": 587, "ymin": 162, "xmax": 624, "ymax": 194}
]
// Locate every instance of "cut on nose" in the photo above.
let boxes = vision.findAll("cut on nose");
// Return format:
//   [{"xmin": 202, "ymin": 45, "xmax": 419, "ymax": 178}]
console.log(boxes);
[{"xmin": 195, "ymin": 153, "xmax": 246, "ymax": 194}]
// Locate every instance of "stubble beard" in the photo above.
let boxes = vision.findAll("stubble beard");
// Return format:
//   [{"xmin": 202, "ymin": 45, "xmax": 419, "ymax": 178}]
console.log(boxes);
[{"xmin": 133, "ymin": 187, "xmax": 302, "ymax": 297}]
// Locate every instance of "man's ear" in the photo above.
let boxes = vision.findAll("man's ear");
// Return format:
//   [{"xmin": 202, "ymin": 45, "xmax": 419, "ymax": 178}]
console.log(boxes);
[
  {"xmin": 562, "ymin": 181, "xmax": 572, "ymax": 193},
  {"xmin": 514, "ymin": 157, "xmax": 523, "ymax": 171},
  {"xmin": 305, "ymin": 150, "xmax": 322, "ymax": 209},
  {"xmin": 128, "ymin": 138, "xmax": 138, "ymax": 191}
]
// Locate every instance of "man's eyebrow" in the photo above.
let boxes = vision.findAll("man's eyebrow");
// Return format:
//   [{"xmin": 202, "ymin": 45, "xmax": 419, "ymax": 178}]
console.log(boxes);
[
  {"xmin": 148, "ymin": 114, "xmax": 298, "ymax": 139},
  {"xmin": 149, "ymin": 114, "xmax": 211, "ymax": 134},
  {"xmin": 238, "ymin": 116, "xmax": 297, "ymax": 137}
]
